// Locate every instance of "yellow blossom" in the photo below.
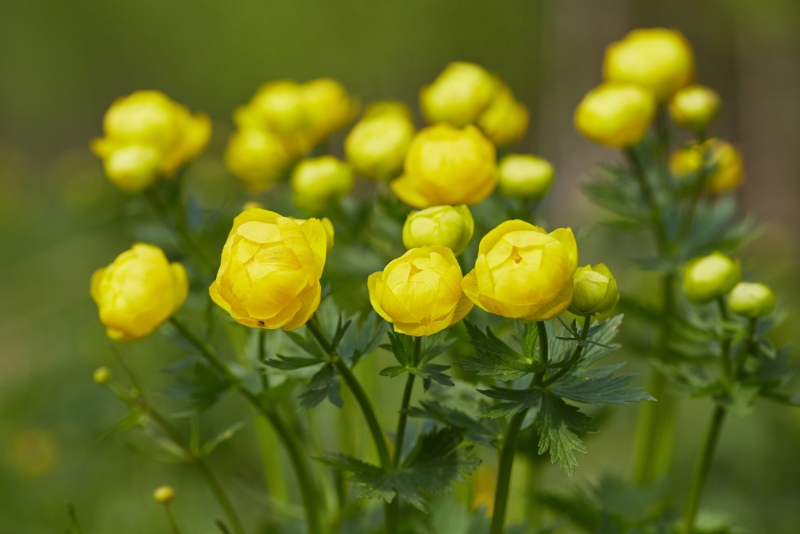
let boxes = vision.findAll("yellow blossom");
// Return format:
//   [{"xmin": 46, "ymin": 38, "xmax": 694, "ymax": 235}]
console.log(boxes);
[
  {"xmin": 291, "ymin": 156, "xmax": 355, "ymax": 212},
  {"xmin": 670, "ymin": 139, "xmax": 743, "ymax": 193},
  {"xmin": 669, "ymin": 84, "xmax": 721, "ymax": 131},
  {"xmin": 153, "ymin": 486, "xmax": 175, "ymax": 504},
  {"xmin": 303, "ymin": 78, "xmax": 358, "ymax": 142},
  {"xmin": 345, "ymin": 102, "xmax": 415, "ymax": 181},
  {"xmin": 728, "ymin": 282, "xmax": 776, "ymax": 318},
  {"xmin": 224, "ymin": 128, "xmax": 290, "ymax": 193},
  {"xmin": 575, "ymin": 82, "xmax": 656, "ymax": 148},
  {"xmin": 497, "ymin": 154, "xmax": 554, "ymax": 199},
  {"xmin": 476, "ymin": 83, "xmax": 529, "ymax": 146},
  {"xmin": 402, "ymin": 205, "xmax": 474, "ymax": 255},
  {"xmin": 420, "ymin": 62, "xmax": 496, "ymax": 127},
  {"xmin": 683, "ymin": 252, "xmax": 740, "ymax": 304}
]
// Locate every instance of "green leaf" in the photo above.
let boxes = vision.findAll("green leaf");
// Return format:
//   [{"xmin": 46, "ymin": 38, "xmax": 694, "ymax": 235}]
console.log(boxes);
[
  {"xmin": 163, "ymin": 358, "xmax": 233, "ymax": 414},
  {"xmin": 459, "ymin": 321, "xmax": 533, "ymax": 381},
  {"xmin": 407, "ymin": 399, "xmax": 501, "ymax": 447},
  {"xmin": 551, "ymin": 364, "xmax": 654, "ymax": 405},
  {"xmin": 200, "ymin": 419, "xmax": 251, "ymax": 456},
  {"xmin": 298, "ymin": 363, "xmax": 342, "ymax": 408},
  {"xmin": 537, "ymin": 393, "xmax": 597, "ymax": 477},
  {"xmin": 478, "ymin": 386, "xmax": 543, "ymax": 419},
  {"xmin": 338, "ymin": 311, "xmax": 387, "ymax": 366},
  {"xmin": 379, "ymin": 365, "xmax": 407, "ymax": 378},
  {"xmin": 286, "ymin": 330, "xmax": 328, "ymax": 360},
  {"xmin": 414, "ymin": 363, "xmax": 454, "ymax": 389},
  {"xmin": 265, "ymin": 355, "xmax": 324, "ymax": 371}
]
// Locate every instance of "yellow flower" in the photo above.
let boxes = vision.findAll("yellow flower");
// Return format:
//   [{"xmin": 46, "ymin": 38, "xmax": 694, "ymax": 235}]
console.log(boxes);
[
  {"xmin": 575, "ymin": 82, "xmax": 656, "ymax": 148},
  {"xmin": 224, "ymin": 128, "xmax": 290, "ymax": 193},
  {"xmin": 462, "ymin": 221, "xmax": 578, "ymax": 321},
  {"xmin": 368, "ymin": 246, "xmax": 474, "ymax": 336},
  {"xmin": 568, "ymin": 264, "xmax": 620, "ymax": 317},
  {"xmin": 153, "ymin": 486, "xmax": 175, "ymax": 504},
  {"xmin": 670, "ymin": 139, "xmax": 743, "ymax": 193},
  {"xmin": 603, "ymin": 28, "xmax": 695, "ymax": 101},
  {"xmin": 669, "ymin": 85, "xmax": 721, "ymax": 132},
  {"xmin": 209, "ymin": 209, "xmax": 327, "ymax": 330},
  {"xmin": 391, "ymin": 124, "xmax": 496, "ymax": 208},
  {"xmin": 291, "ymin": 156, "xmax": 355, "ymax": 212},
  {"xmin": 682, "ymin": 252, "xmax": 740, "ymax": 304},
  {"xmin": 402, "ymin": 205, "xmax": 474, "ymax": 255},
  {"xmin": 90, "ymin": 243, "xmax": 188, "ymax": 341},
  {"xmin": 476, "ymin": 83, "xmax": 529, "ymax": 146},
  {"xmin": 93, "ymin": 367, "xmax": 112, "ymax": 385},
  {"xmin": 728, "ymin": 282, "xmax": 775, "ymax": 318},
  {"xmin": 239, "ymin": 80, "xmax": 308, "ymax": 135},
  {"xmin": 303, "ymin": 78, "xmax": 358, "ymax": 142},
  {"xmin": 420, "ymin": 62, "xmax": 496, "ymax": 127},
  {"xmin": 91, "ymin": 91, "xmax": 211, "ymax": 192},
  {"xmin": 290, "ymin": 217, "xmax": 335, "ymax": 254},
  {"xmin": 497, "ymin": 154, "xmax": 554, "ymax": 199},
  {"xmin": 345, "ymin": 102, "xmax": 415, "ymax": 181}
]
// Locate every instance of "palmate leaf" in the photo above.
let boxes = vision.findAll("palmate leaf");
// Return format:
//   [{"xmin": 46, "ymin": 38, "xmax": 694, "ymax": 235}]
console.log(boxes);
[
  {"xmin": 338, "ymin": 311, "xmax": 387, "ymax": 366},
  {"xmin": 459, "ymin": 321, "xmax": 535, "ymax": 381},
  {"xmin": 551, "ymin": 364, "xmax": 654, "ymax": 405},
  {"xmin": 537, "ymin": 392, "xmax": 597, "ymax": 477},
  {"xmin": 298, "ymin": 362, "xmax": 342, "ymax": 408},
  {"xmin": 163, "ymin": 357, "xmax": 233, "ymax": 414},
  {"xmin": 407, "ymin": 399, "xmax": 501, "ymax": 448},
  {"xmin": 478, "ymin": 386, "xmax": 543, "ymax": 419}
]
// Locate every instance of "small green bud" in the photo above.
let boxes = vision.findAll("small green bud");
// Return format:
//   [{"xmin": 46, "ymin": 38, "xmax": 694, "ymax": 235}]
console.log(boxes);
[
  {"xmin": 93, "ymin": 366, "xmax": 111, "ymax": 384},
  {"xmin": 728, "ymin": 282, "xmax": 775, "ymax": 318},
  {"xmin": 497, "ymin": 154, "xmax": 554, "ymax": 199},
  {"xmin": 402, "ymin": 205, "xmax": 474, "ymax": 255},
  {"xmin": 669, "ymin": 84, "xmax": 721, "ymax": 132},
  {"xmin": 683, "ymin": 252, "xmax": 740, "ymax": 304},
  {"xmin": 568, "ymin": 264, "xmax": 620, "ymax": 317},
  {"xmin": 153, "ymin": 485, "xmax": 175, "ymax": 504}
]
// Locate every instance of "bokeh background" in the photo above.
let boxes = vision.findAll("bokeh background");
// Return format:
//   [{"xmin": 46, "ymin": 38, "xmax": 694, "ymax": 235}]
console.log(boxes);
[{"xmin": 2, "ymin": 1, "xmax": 800, "ymax": 533}]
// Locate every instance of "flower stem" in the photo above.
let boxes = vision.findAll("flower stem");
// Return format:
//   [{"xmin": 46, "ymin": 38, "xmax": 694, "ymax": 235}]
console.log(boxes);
[
  {"xmin": 679, "ymin": 129, "xmax": 707, "ymax": 240},
  {"xmin": 163, "ymin": 505, "xmax": 182, "ymax": 534},
  {"xmin": 626, "ymin": 148, "xmax": 670, "ymax": 254},
  {"xmin": 682, "ymin": 405, "xmax": 727, "ymax": 533}
]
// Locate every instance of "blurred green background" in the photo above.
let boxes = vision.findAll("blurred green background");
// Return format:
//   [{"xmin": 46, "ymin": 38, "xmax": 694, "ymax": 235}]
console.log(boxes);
[{"xmin": 2, "ymin": 1, "xmax": 800, "ymax": 533}]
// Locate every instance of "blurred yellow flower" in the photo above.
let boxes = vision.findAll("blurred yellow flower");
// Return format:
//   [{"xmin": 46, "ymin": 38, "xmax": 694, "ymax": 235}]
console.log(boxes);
[
  {"xmin": 682, "ymin": 252, "xmax": 740, "ymax": 304},
  {"xmin": 497, "ymin": 154, "xmax": 554, "ymax": 199},
  {"xmin": 568, "ymin": 264, "xmax": 620, "ymax": 317},
  {"xmin": 603, "ymin": 28, "xmax": 695, "ymax": 101},
  {"xmin": 368, "ymin": 246, "xmax": 473, "ymax": 336},
  {"xmin": 345, "ymin": 101, "xmax": 415, "ymax": 181},
  {"xmin": 476, "ymin": 83, "xmax": 529, "ymax": 146},
  {"xmin": 728, "ymin": 282, "xmax": 776, "ymax": 318},
  {"xmin": 420, "ymin": 62, "xmax": 496, "ymax": 127},
  {"xmin": 209, "ymin": 209, "xmax": 327, "ymax": 330},
  {"xmin": 224, "ymin": 128, "xmax": 290, "ymax": 193},
  {"xmin": 462, "ymin": 221, "xmax": 577, "ymax": 321},
  {"xmin": 238, "ymin": 80, "xmax": 308, "ymax": 135},
  {"xmin": 402, "ymin": 205, "xmax": 474, "ymax": 255},
  {"xmin": 10, "ymin": 429, "xmax": 58, "ymax": 478},
  {"xmin": 291, "ymin": 156, "xmax": 355, "ymax": 212},
  {"xmin": 90, "ymin": 243, "xmax": 188, "ymax": 341},
  {"xmin": 303, "ymin": 78, "xmax": 359, "ymax": 142},
  {"xmin": 669, "ymin": 84, "xmax": 721, "ymax": 132},
  {"xmin": 391, "ymin": 124, "xmax": 496, "ymax": 208},
  {"xmin": 670, "ymin": 139, "xmax": 743, "ymax": 193},
  {"xmin": 153, "ymin": 485, "xmax": 176, "ymax": 504},
  {"xmin": 575, "ymin": 82, "xmax": 656, "ymax": 148},
  {"xmin": 91, "ymin": 90, "xmax": 211, "ymax": 192}
]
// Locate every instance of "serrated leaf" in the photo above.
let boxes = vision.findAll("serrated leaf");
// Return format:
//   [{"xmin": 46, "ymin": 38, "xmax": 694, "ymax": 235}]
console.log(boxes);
[
  {"xmin": 537, "ymin": 393, "xmax": 597, "ymax": 476},
  {"xmin": 407, "ymin": 399, "xmax": 500, "ymax": 447},
  {"xmin": 379, "ymin": 365, "xmax": 408, "ymax": 377},
  {"xmin": 459, "ymin": 321, "xmax": 533, "ymax": 381},
  {"xmin": 265, "ymin": 355, "xmax": 324, "ymax": 371},
  {"xmin": 299, "ymin": 363, "xmax": 342, "ymax": 408},
  {"xmin": 163, "ymin": 358, "xmax": 233, "ymax": 414},
  {"xmin": 338, "ymin": 311, "xmax": 387, "ymax": 366},
  {"xmin": 478, "ymin": 387, "xmax": 543, "ymax": 419},
  {"xmin": 551, "ymin": 364, "xmax": 654, "ymax": 405},
  {"xmin": 414, "ymin": 363, "xmax": 454, "ymax": 388}
]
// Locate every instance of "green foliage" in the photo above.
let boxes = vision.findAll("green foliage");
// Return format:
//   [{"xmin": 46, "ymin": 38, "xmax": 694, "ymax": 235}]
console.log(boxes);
[
  {"xmin": 536, "ymin": 393, "xmax": 597, "ymax": 477},
  {"xmin": 379, "ymin": 331, "xmax": 456, "ymax": 389},
  {"xmin": 458, "ymin": 321, "xmax": 538, "ymax": 381}
]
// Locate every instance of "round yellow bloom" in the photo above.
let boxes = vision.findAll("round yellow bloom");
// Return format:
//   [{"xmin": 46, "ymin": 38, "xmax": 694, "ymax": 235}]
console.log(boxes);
[
  {"xmin": 291, "ymin": 156, "xmax": 355, "ymax": 212},
  {"xmin": 728, "ymin": 282, "xmax": 776, "ymax": 318},
  {"xmin": 603, "ymin": 28, "xmax": 695, "ymax": 101},
  {"xmin": 290, "ymin": 217, "xmax": 335, "ymax": 253},
  {"xmin": 101, "ymin": 144, "xmax": 162, "ymax": 193},
  {"xmin": 303, "ymin": 78, "xmax": 358, "ymax": 142},
  {"xmin": 153, "ymin": 486, "xmax": 175, "ymax": 504},
  {"xmin": 243, "ymin": 80, "xmax": 308, "ymax": 135},
  {"xmin": 391, "ymin": 124, "xmax": 496, "ymax": 208},
  {"xmin": 568, "ymin": 264, "xmax": 620, "ymax": 317},
  {"xmin": 420, "ymin": 62, "xmax": 496, "ymax": 127},
  {"xmin": 670, "ymin": 139, "xmax": 743, "ymax": 193},
  {"xmin": 345, "ymin": 102, "xmax": 415, "ymax": 181},
  {"xmin": 683, "ymin": 252, "xmax": 740, "ymax": 304},
  {"xmin": 497, "ymin": 154, "xmax": 554, "ymax": 199},
  {"xmin": 575, "ymin": 82, "xmax": 657, "ymax": 148},
  {"xmin": 224, "ymin": 128, "xmax": 290, "ymax": 193},
  {"xmin": 90, "ymin": 243, "xmax": 188, "ymax": 341},
  {"xmin": 93, "ymin": 367, "xmax": 112, "ymax": 385},
  {"xmin": 402, "ymin": 205, "xmax": 474, "ymax": 255},
  {"xmin": 209, "ymin": 209, "xmax": 327, "ymax": 330},
  {"xmin": 476, "ymin": 84, "xmax": 529, "ymax": 146},
  {"xmin": 669, "ymin": 85, "xmax": 721, "ymax": 131},
  {"xmin": 368, "ymin": 246, "xmax": 474, "ymax": 336},
  {"xmin": 462, "ymin": 221, "xmax": 578, "ymax": 321}
]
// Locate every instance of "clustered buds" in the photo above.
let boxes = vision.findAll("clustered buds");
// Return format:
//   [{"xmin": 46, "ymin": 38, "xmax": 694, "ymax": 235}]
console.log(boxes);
[
  {"xmin": 568, "ymin": 264, "xmax": 620, "ymax": 317},
  {"xmin": 670, "ymin": 139, "xmax": 744, "ymax": 193},
  {"xmin": 402, "ymin": 205, "xmax": 474, "ymax": 255}
]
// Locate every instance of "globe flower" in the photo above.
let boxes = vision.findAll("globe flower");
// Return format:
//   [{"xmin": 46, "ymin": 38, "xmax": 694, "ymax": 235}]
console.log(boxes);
[
  {"xmin": 568, "ymin": 264, "xmax": 620, "ymax": 317},
  {"xmin": 683, "ymin": 252, "xmax": 740, "ymax": 304},
  {"xmin": 91, "ymin": 90, "xmax": 211, "ymax": 193},
  {"xmin": 391, "ymin": 124, "xmax": 496, "ymax": 208},
  {"xmin": 224, "ymin": 128, "xmax": 290, "ymax": 193},
  {"xmin": 462, "ymin": 221, "xmax": 578, "ymax": 321},
  {"xmin": 670, "ymin": 139, "xmax": 744, "ymax": 193},
  {"xmin": 290, "ymin": 217, "xmax": 335, "ymax": 253},
  {"xmin": 238, "ymin": 80, "xmax": 308, "ymax": 135},
  {"xmin": 497, "ymin": 154, "xmax": 554, "ymax": 199},
  {"xmin": 402, "ymin": 205, "xmax": 474, "ymax": 255},
  {"xmin": 603, "ymin": 28, "xmax": 695, "ymax": 101},
  {"xmin": 90, "ymin": 243, "xmax": 188, "ymax": 341},
  {"xmin": 728, "ymin": 282, "xmax": 776, "ymax": 318},
  {"xmin": 93, "ymin": 367, "xmax": 112, "ymax": 385},
  {"xmin": 368, "ymin": 246, "xmax": 474, "ymax": 336},
  {"xmin": 303, "ymin": 78, "xmax": 358, "ymax": 142},
  {"xmin": 345, "ymin": 102, "xmax": 415, "ymax": 181},
  {"xmin": 153, "ymin": 486, "xmax": 175, "ymax": 505},
  {"xmin": 669, "ymin": 85, "xmax": 721, "ymax": 132},
  {"xmin": 209, "ymin": 209, "xmax": 328, "ymax": 330},
  {"xmin": 291, "ymin": 156, "xmax": 355, "ymax": 212},
  {"xmin": 575, "ymin": 82, "xmax": 657, "ymax": 148},
  {"xmin": 476, "ymin": 84, "xmax": 529, "ymax": 146},
  {"xmin": 420, "ymin": 62, "xmax": 496, "ymax": 127}
]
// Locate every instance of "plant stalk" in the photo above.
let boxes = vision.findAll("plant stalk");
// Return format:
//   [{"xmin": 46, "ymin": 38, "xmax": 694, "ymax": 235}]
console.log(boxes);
[{"xmin": 681, "ymin": 405, "xmax": 727, "ymax": 533}]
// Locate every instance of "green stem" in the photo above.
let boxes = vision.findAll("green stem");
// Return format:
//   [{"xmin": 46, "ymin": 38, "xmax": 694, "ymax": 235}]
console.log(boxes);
[
  {"xmin": 541, "ymin": 316, "xmax": 592, "ymax": 387},
  {"xmin": 679, "ymin": 130, "xmax": 707, "ymax": 240},
  {"xmin": 164, "ymin": 505, "xmax": 182, "ymax": 534},
  {"xmin": 682, "ymin": 405, "xmax": 727, "ymax": 533},
  {"xmin": 66, "ymin": 502, "xmax": 83, "ymax": 534},
  {"xmin": 170, "ymin": 318, "xmax": 323, "ymax": 534},
  {"xmin": 626, "ymin": 148, "xmax": 670, "ymax": 253},
  {"xmin": 716, "ymin": 297, "xmax": 734, "ymax": 383},
  {"xmin": 735, "ymin": 318, "xmax": 758, "ymax": 380}
]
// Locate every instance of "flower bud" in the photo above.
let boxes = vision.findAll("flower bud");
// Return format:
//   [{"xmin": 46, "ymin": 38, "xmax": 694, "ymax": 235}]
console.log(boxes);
[
  {"xmin": 668, "ymin": 85, "xmax": 721, "ymax": 131},
  {"xmin": 91, "ymin": 244, "xmax": 188, "ymax": 341},
  {"xmin": 153, "ymin": 486, "xmax": 175, "ymax": 504},
  {"xmin": 462, "ymin": 222, "xmax": 578, "ymax": 321},
  {"xmin": 727, "ymin": 282, "xmax": 776, "ymax": 318},
  {"xmin": 420, "ymin": 62, "xmax": 496, "ymax": 127},
  {"xmin": 242, "ymin": 201, "xmax": 265, "ymax": 211},
  {"xmin": 224, "ymin": 128, "xmax": 290, "ymax": 193},
  {"xmin": 93, "ymin": 367, "xmax": 112, "ymax": 385},
  {"xmin": 682, "ymin": 252, "xmax": 740, "ymax": 304},
  {"xmin": 244, "ymin": 80, "xmax": 308, "ymax": 135},
  {"xmin": 670, "ymin": 139, "xmax": 743, "ymax": 193},
  {"xmin": 345, "ymin": 102, "xmax": 415, "ymax": 181},
  {"xmin": 402, "ymin": 205, "xmax": 474, "ymax": 255},
  {"xmin": 497, "ymin": 154, "xmax": 554, "ymax": 199},
  {"xmin": 291, "ymin": 156, "xmax": 355, "ymax": 212},
  {"xmin": 100, "ymin": 144, "xmax": 162, "ymax": 193},
  {"xmin": 391, "ymin": 124, "xmax": 496, "ymax": 208},
  {"xmin": 575, "ymin": 82, "xmax": 656, "ymax": 148},
  {"xmin": 303, "ymin": 78, "xmax": 358, "ymax": 142},
  {"xmin": 603, "ymin": 28, "xmax": 695, "ymax": 101},
  {"xmin": 368, "ymin": 246, "xmax": 473, "ymax": 336},
  {"xmin": 476, "ymin": 84, "xmax": 529, "ymax": 146},
  {"xmin": 209, "ymin": 209, "xmax": 328, "ymax": 330},
  {"xmin": 568, "ymin": 264, "xmax": 620, "ymax": 317}
]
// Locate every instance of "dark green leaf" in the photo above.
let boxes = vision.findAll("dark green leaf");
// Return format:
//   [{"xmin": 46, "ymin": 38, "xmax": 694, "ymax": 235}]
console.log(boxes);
[
  {"xmin": 537, "ymin": 393, "xmax": 597, "ymax": 476},
  {"xmin": 551, "ymin": 364, "xmax": 654, "ymax": 405},
  {"xmin": 478, "ymin": 386, "xmax": 543, "ymax": 419},
  {"xmin": 407, "ymin": 399, "xmax": 501, "ymax": 447},
  {"xmin": 459, "ymin": 321, "xmax": 533, "ymax": 381}
]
